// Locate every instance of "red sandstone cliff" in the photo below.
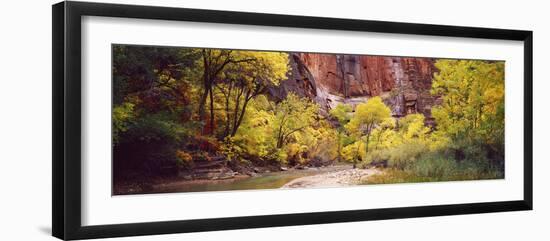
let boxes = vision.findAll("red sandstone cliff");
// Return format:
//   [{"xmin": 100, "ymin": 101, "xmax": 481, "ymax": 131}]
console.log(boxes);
[{"xmin": 272, "ymin": 53, "xmax": 439, "ymax": 123}]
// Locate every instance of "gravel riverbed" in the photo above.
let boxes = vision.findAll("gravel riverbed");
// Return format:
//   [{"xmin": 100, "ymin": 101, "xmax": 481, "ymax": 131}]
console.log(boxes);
[{"xmin": 281, "ymin": 168, "xmax": 381, "ymax": 188}]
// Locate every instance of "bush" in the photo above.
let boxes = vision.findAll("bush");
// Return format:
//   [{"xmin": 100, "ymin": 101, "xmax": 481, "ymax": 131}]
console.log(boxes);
[
  {"xmin": 275, "ymin": 149, "xmax": 288, "ymax": 164},
  {"xmin": 113, "ymin": 111, "xmax": 200, "ymax": 176},
  {"xmin": 283, "ymin": 143, "xmax": 305, "ymax": 165},
  {"xmin": 341, "ymin": 141, "xmax": 363, "ymax": 163},
  {"xmin": 386, "ymin": 142, "xmax": 429, "ymax": 169},
  {"xmin": 112, "ymin": 102, "xmax": 135, "ymax": 144},
  {"xmin": 175, "ymin": 150, "xmax": 193, "ymax": 167},
  {"xmin": 364, "ymin": 154, "xmax": 503, "ymax": 185},
  {"xmin": 406, "ymin": 153, "xmax": 503, "ymax": 181},
  {"xmin": 364, "ymin": 149, "xmax": 390, "ymax": 164},
  {"xmin": 409, "ymin": 156, "xmax": 458, "ymax": 179},
  {"xmin": 363, "ymin": 169, "xmax": 433, "ymax": 184}
]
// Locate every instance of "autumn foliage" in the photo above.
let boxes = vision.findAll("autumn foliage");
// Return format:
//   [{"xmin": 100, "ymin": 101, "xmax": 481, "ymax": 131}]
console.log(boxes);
[{"xmin": 112, "ymin": 45, "xmax": 504, "ymax": 183}]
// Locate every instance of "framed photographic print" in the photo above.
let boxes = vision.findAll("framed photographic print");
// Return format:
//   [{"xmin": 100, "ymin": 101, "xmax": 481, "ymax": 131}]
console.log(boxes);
[{"xmin": 52, "ymin": 1, "xmax": 533, "ymax": 240}]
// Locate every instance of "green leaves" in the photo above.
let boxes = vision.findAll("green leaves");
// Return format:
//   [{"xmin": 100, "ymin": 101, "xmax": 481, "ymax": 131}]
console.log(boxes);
[
  {"xmin": 329, "ymin": 103, "xmax": 352, "ymax": 126},
  {"xmin": 112, "ymin": 102, "xmax": 135, "ymax": 144}
]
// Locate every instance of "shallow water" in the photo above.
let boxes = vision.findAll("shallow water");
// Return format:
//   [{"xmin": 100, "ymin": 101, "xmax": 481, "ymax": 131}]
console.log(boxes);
[{"xmin": 152, "ymin": 165, "xmax": 351, "ymax": 194}]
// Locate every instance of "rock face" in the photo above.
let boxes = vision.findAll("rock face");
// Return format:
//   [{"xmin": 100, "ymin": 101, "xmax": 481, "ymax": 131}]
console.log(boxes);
[{"xmin": 277, "ymin": 53, "xmax": 439, "ymax": 123}]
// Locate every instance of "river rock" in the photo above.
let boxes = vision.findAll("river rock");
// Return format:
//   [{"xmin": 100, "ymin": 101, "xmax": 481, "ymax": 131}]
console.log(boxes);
[{"xmin": 281, "ymin": 167, "xmax": 382, "ymax": 188}]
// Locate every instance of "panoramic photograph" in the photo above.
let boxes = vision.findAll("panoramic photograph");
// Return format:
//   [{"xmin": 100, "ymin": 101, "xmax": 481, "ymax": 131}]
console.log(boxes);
[{"xmin": 112, "ymin": 45, "xmax": 505, "ymax": 195}]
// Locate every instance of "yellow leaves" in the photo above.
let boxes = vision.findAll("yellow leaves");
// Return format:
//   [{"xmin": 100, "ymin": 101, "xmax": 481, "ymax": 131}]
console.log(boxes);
[
  {"xmin": 285, "ymin": 143, "xmax": 303, "ymax": 159},
  {"xmin": 329, "ymin": 103, "xmax": 352, "ymax": 125},
  {"xmin": 112, "ymin": 102, "xmax": 135, "ymax": 143},
  {"xmin": 274, "ymin": 93, "xmax": 319, "ymax": 140},
  {"xmin": 226, "ymin": 92, "xmax": 341, "ymax": 164},
  {"xmin": 427, "ymin": 131, "xmax": 450, "ymax": 152},
  {"xmin": 303, "ymin": 123, "xmax": 339, "ymax": 162},
  {"xmin": 400, "ymin": 114, "xmax": 429, "ymax": 141},
  {"xmin": 230, "ymin": 98, "xmax": 276, "ymax": 158},
  {"xmin": 113, "ymin": 102, "xmax": 135, "ymax": 123},
  {"xmin": 345, "ymin": 96, "xmax": 391, "ymax": 135},
  {"xmin": 342, "ymin": 141, "xmax": 363, "ymax": 162},
  {"xmin": 224, "ymin": 50, "xmax": 290, "ymax": 86},
  {"xmin": 176, "ymin": 150, "xmax": 193, "ymax": 163},
  {"xmin": 431, "ymin": 59, "xmax": 505, "ymax": 144}
]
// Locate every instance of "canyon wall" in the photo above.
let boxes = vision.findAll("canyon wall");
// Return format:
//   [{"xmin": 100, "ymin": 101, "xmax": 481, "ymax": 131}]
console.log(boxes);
[{"xmin": 272, "ymin": 53, "xmax": 440, "ymax": 125}]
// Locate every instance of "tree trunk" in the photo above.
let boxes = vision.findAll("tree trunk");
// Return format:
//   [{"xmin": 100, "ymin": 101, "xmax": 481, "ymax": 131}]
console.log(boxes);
[
  {"xmin": 198, "ymin": 82, "xmax": 209, "ymax": 122},
  {"xmin": 337, "ymin": 131, "xmax": 342, "ymax": 162},
  {"xmin": 198, "ymin": 49, "xmax": 209, "ymax": 122},
  {"xmin": 209, "ymin": 86, "xmax": 215, "ymax": 132},
  {"xmin": 231, "ymin": 90, "xmax": 242, "ymax": 137},
  {"xmin": 231, "ymin": 96, "xmax": 251, "ymax": 137},
  {"xmin": 276, "ymin": 128, "xmax": 284, "ymax": 149},
  {"xmin": 365, "ymin": 133, "xmax": 370, "ymax": 156},
  {"xmin": 375, "ymin": 130, "xmax": 383, "ymax": 150},
  {"xmin": 364, "ymin": 123, "xmax": 372, "ymax": 156},
  {"xmin": 223, "ymin": 93, "xmax": 231, "ymax": 139}
]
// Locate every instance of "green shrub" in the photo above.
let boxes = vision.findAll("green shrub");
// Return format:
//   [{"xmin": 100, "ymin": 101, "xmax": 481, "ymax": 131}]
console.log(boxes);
[
  {"xmin": 405, "ymin": 153, "xmax": 503, "ymax": 181},
  {"xmin": 387, "ymin": 142, "xmax": 429, "ymax": 169},
  {"xmin": 409, "ymin": 156, "xmax": 458, "ymax": 179},
  {"xmin": 364, "ymin": 149, "xmax": 390, "ymax": 163},
  {"xmin": 112, "ymin": 102, "xmax": 135, "ymax": 144},
  {"xmin": 363, "ymin": 169, "xmax": 433, "ymax": 184}
]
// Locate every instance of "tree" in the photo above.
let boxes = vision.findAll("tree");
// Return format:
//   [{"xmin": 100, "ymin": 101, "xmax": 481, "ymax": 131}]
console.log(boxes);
[
  {"xmin": 197, "ymin": 49, "xmax": 257, "ymax": 133},
  {"xmin": 216, "ymin": 51, "xmax": 289, "ymax": 139},
  {"xmin": 112, "ymin": 102, "xmax": 135, "ymax": 144},
  {"xmin": 224, "ymin": 95, "xmax": 277, "ymax": 162},
  {"xmin": 112, "ymin": 45, "xmax": 198, "ymax": 107},
  {"xmin": 399, "ymin": 114, "xmax": 430, "ymax": 142},
  {"xmin": 329, "ymin": 103, "xmax": 352, "ymax": 162},
  {"xmin": 431, "ymin": 60, "xmax": 505, "ymax": 163},
  {"xmin": 273, "ymin": 93, "xmax": 319, "ymax": 149},
  {"xmin": 370, "ymin": 117, "xmax": 396, "ymax": 151},
  {"xmin": 345, "ymin": 97, "xmax": 391, "ymax": 167},
  {"xmin": 112, "ymin": 45, "xmax": 201, "ymax": 175}
]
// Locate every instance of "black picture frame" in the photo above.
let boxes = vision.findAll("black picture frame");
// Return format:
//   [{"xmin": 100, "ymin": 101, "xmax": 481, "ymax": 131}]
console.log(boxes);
[{"xmin": 52, "ymin": 1, "xmax": 533, "ymax": 240}]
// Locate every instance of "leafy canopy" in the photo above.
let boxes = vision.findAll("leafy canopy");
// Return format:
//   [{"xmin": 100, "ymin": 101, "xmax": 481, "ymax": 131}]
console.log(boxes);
[{"xmin": 431, "ymin": 60, "xmax": 505, "ymax": 161}]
